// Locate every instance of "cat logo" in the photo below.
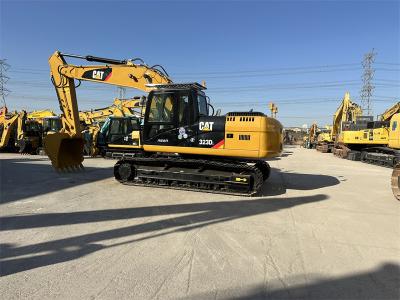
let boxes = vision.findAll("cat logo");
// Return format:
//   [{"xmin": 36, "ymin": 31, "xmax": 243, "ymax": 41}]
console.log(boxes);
[
  {"xmin": 82, "ymin": 68, "xmax": 112, "ymax": 81},
  {"xmin": 92, "ymin": 70, "xmax": 105, "ymax": 80},
  {"xmin": 199, "ymin": 121, "xmax": 214, "ymax": 131},
  {"xmin": 235, "ymin": 177, "xmax": 247, "ymax": 182}
]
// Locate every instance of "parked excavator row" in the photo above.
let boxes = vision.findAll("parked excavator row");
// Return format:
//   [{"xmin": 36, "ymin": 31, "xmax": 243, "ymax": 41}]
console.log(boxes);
[
  {"xmin": 44, "ymin": 51, "xmax": 283, "ymax": 196},
  {"xmin": 0, "ymin": 107, "xmax": 61, "ymax": 154},
  {"xmin": 309, "ymin": 93, "xmax": 399, "ymax": 200},
  {"xmin": 331, "ymin": 101, "xmax": 400, "ymax": 167}
]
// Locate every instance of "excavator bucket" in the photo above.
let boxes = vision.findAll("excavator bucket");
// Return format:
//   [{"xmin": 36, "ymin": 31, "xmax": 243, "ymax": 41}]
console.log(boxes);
[{"xmin": 44, "ymin": 132, "xmax": 84, "ymax": 170}]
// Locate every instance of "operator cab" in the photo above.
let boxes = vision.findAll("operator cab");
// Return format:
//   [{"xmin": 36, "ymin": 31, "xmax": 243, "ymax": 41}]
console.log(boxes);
[
  {"xmin": 99, "ymin": 116, "xmax": 140, "ymax": 146},
  {"xmin": 23, "ymin": 120, "xmax": 41, "ymax": 137},
  {"xmin": 43, "ymin": 116, "xmax": 62, "ymax": 134},
  {"xmin": 143, "ymin": 83, "xmax": 224, "ymax": 148}
]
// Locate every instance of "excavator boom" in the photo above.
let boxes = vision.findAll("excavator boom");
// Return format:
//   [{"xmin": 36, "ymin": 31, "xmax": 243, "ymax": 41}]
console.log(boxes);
[
  {"xmin": 46, "ymin": 51, "xmax": 172, "ymax": 169},
  {"xmin": 381, "ymin": 102, "xmax": 400, "ymax": 122}
]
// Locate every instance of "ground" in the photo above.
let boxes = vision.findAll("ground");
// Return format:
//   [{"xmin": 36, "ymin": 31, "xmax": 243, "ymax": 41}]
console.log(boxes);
[{"xmin": 0, "ymin": 146, "xmax": 399, "ymax": 299}]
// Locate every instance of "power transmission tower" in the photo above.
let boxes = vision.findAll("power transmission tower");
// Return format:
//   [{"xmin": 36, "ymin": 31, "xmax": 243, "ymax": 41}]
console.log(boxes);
[
  {"xmin": 360, "ymin": 49, "xmax": 377, "ymax": 116},
  {"xmin": 117, "ymin": 86, "xmax": 126, "ymax": 99},
  {"xmin": 0, "ymin": 59, "xmax": 11, "ymax": 107}
]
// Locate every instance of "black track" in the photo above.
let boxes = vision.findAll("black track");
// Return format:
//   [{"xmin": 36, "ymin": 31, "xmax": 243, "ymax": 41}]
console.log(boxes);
[{"xmin": 113, "ymin": 157, "xmax": 269, "ymax": 196}]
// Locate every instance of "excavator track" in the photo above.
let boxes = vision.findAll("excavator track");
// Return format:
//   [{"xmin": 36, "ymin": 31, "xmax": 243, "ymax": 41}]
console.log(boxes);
[
  {"xmin": 316, "ymin": 143, "xmax": 332, "ymax": 153},
  {"xmin": 391, "ymin": 163, "xmax": 400, "ymax": 201},
  {"xmin": 114, "ymin": 157, "xmax": 268, "ymax": 196},
  {"xmin": 333, "ymin": 143, "xmax": 350, "ymax": 159}
]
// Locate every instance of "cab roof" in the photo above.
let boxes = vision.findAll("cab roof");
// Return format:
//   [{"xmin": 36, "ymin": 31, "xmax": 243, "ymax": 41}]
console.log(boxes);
[{"xmin": 146, "ymin": 82, "xmax": 206, "ymax": 91}]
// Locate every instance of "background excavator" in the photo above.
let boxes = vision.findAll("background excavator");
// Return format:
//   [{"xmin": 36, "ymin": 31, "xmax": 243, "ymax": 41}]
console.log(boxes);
[
  {"xmin": 79, "ymin": 97, "xmax": 144, "ymax": 156},
  {"xmin": 44, "ymin": 51, "xmax": 283, "ymax": 195},
  {"xmin": 332, "ymin": 101, "xmax": 400, "ymax": 166},
  {"xmin": 303, "ymin": 123, "xmax": 317, "ymax": 149},
  {"xmin": 330, "ymin": 92, "xmax": 363, "ymax": 158},
  {"xmin": 315, "ymin": 125, "xmax": 333, "ymax": 153},
  {"xmin": 0, "ymin": 107, "xmax": 61, "ymax": 154},
  {"xmin": 18, "ymin": 109, "xmax": 61, "ymax": 154},
  {"xmin": 314, "ymin": 93, "xmax": 362, "ymax": 155},
  {"xmin": 0, "ymin": 107, "xmax": 21, "ymax": 152}
]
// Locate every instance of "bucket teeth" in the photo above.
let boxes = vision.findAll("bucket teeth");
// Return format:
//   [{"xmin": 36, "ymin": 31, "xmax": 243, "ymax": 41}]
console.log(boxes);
[{"xmin": 54, "ymin": 164, "xmax": 85, "ymax": 173}]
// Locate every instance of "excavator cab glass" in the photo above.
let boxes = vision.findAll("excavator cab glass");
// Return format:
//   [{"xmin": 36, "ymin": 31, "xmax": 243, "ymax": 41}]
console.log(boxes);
[
  {"xmin": 101, "ymin": 116, "xmax": 140, "ymax": 146},
  {"xmin": 143, "ymin": 85, "xmax": 211, "ymax": 146},
  {"xmin": 43, "ymin": 117, "xmax": 62, "ymax": 134},
  {"xmin": 24, "ymin": 120, "xmax": 41, "ymax": 136}
]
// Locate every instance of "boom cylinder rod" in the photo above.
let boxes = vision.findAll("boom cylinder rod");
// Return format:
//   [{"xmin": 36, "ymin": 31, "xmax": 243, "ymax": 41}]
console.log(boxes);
[{"xmin": 60, "ymin": 53, "xmax": 127, "ymax": 65}]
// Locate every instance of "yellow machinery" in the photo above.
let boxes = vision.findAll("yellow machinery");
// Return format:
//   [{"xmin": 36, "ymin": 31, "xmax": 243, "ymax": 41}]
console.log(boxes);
[
  {"xmin": 315, "ymin": 92, "xmax": 362, "ymax": 154},
  {"xmin": 316, "ymin": 125, "xmax": 333, "ymax": 152},
  {"xmin": 113, "ymin": 96, "xmax": 146, "ymax": 116},
  {"xmin": 44, "ymin": 51, "xmax": 283, "ymax": 196},
  {"xmin": 18, "ymin": 109, "xmax": 61, "ymax": 153},
  {"xmin": 0, "ymin": 107, "xmax": 61, "ymax": 154},
  {"xmin": 333, "ymin": 101, "xmax": 400, "ymax": 163},
  {"xmin": 330, "ymin": 92, "xmax": 363, "ymax": 157},
  {"xmin": 303, "ymin": 123, "xmax": 317, "ymax": 149},
  {"xmin": 78, "ymin": 98, "xmax": 143, "ymax": 156},
  {"xmin": 0, "ymin": 107, "xmax": 20, "ymax": 151},
  {"xmin": 269, "ymin": 102, "xmax": 278, "ymax": 118}
]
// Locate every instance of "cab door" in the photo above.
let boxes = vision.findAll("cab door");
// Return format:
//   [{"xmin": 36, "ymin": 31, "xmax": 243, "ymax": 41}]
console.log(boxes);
[
  {"xmin": 143, "ymin": 92, "xmax": 178, "ymax": 146},
  {"xmin": 106, "ymin": 117, "xmax": 139, "ymax": 146}
]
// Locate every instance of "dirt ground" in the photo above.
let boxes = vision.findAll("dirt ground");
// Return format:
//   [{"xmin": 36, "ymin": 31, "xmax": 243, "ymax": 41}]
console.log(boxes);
[{"xmin": 0, "ymin": 146, "xmax": 399, "ymax": 299}]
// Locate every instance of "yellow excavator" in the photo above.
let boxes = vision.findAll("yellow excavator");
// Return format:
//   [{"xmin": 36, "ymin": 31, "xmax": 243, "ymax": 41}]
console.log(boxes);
[
  {"xmin": 316, "ymin": 125, "xmax": 333, "ymax": 153},
  {"xmin": 355, "ymin": 102, "xmax": 400, "ymax": 165},
  {"xmin": 331, "ymin": 92, "xmax": 363, "ymax": 158},
  {"xmin": 303, "ymin": 123, "xmax": 318, "ymax": 149},
  {"xmin": 18, "ymin": 109, "xmax": 61, "ymax": 153},
  {"xmin": 332, "ymin": 101, "xmax": 400, "ymax": 164},
  {"xmin": 79, "ymin": 97, "xmax": 144, "ymax": 156},
  {"xmin": 0, "ymin": 107, "xmax": 61, "ymax": 154},
  {"xmin": 44, "ymin": 51, "xmax": 283, "ymax": 195},
  {"xmin": 0, "ymin": 107, "xmax": 21, "ymax": 152}
]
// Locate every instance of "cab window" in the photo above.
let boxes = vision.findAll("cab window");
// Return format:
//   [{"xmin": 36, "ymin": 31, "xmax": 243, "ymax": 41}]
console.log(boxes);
[
  {"xmin": 392, "ymin": 121, "xmax": 397, "ymax": 132},
  {"xmin": 198, "ymin": 94, "xmax": 208, "ymax": 117},
  {"xmin": 110, "ymin": 119, "xmax": 124, "ymax": 134},
  {"xmin": 148, "ymin": 93, "xmax": 174, "ymax": 123},
  {"xmin": 178, "ymin": 94, "xmax": 190, "ymax": 126}
]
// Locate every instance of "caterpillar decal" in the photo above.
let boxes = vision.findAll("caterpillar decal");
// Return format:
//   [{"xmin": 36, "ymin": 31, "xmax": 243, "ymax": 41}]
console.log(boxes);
[
  {"xmin": 212, "ymin": 139, "xmax": 224, "ymax": 149},
  {"xmin": 82, "ymin": 68, "xmax": 112, "ymax": 81}
]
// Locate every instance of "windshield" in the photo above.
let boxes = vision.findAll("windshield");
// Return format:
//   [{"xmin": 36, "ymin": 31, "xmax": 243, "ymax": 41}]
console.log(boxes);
[
  {"xmin": 198, "ymin": 94, "xmax": 208, "ymax": 117},
  {"xmin": 43, "ymin": 118, "xmax": 62, "ymax": 132}
]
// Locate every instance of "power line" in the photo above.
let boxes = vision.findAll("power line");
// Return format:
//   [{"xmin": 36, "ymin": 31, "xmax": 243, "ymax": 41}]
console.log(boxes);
[{"xmin": 375, "ymin": 62, "xmax": 400, "ymax": 66}]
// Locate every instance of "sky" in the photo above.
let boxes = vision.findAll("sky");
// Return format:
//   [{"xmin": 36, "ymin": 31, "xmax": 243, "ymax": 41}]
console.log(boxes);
[{"xmin": 0, "ymin": 0, "xmax": 399, "ymax": 127}]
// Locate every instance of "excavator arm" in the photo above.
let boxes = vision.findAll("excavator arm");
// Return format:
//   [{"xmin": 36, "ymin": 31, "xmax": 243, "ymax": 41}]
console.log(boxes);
[
  {"xmin": 46, "ymin": 51, "xmax": 172, "ymax": 169},
  {"xmin": 27, "ymin": 110, "xmax": 57, "ymax": 121},
  {"xmin": 79, "ymin": 106, "xmax": 125, "ymax": 126},
  {"xmin": 381, "ymin": 102, "xmax": 400, "ymax": 121},
  {"xmin": 0, "ymin": 113, "xmax": 19, "ymax": 149},
  {"xmin": 113, "ymin": 97, "xmax": 145, "ymax": 116}
]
